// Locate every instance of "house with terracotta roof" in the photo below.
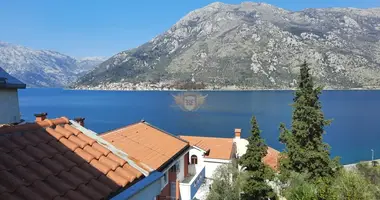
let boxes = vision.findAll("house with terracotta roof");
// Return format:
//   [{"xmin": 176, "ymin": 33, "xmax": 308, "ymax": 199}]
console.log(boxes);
[
  {"xmin": 179, "ymin": 128, "xmax": 280, "ymax": 180},
  {"xmin": 0, "ymin": 68, "xmax": 26, "ymax": 125},
  {"xmin": 100, "ymin": 122, "xmax": 206, "ymax": 200},
  {"xmin": 0, "ymin": 113, "xmax": 165, "ymax": 200}
]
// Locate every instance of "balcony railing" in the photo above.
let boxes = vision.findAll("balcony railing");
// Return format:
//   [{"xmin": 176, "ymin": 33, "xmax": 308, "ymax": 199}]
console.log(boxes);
[{"xmin": 179, "ymin": 165, "xmax": 205, "ymax": 200}]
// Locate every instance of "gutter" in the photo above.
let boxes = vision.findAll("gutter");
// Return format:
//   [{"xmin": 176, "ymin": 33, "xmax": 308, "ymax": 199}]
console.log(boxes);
[{"xmin": 111, "ymin": 171, "xmax": 163, "ymax": 200}]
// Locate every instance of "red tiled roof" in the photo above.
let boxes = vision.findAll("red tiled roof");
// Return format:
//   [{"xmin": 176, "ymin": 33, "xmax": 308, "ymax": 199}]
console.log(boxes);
[
  {"xmin": 101, "ymin": 121, "xmax": 189, "ymax": 170},
  {"xmin": 179, "ymin": 136, "xmax": 234, "ymax": 160},
  {"xmin": 263, "ymin": 147, "xmax": 280, "ymax": 171},
  {"xmin": 0, "ymin": 117, "xmax": 146, "ymax": 200}
]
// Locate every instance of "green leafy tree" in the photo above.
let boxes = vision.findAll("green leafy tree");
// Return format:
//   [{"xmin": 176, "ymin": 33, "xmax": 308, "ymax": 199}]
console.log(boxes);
[
  {"xmin": 207, "ymin": 159, "xmax": 244, "ymax": 200},
  {"xmin": 279, "ymin": 61, "xmax": 340, "ymax": 180},
  {"xmin": 239, "ymin": 116, "xmax": 277, "ymax": 200},
  {"xmin": 334, "ymin": 169, "xmax": 376, "ymax": 200},
  {"xmin": 283, "ymin": 172, "xmax": 319, "ymax": 200},
  {"xmin": 283, "ymin": 169, "xmax": 376, "ymax": 200},
  {"xmin": 356, "ymin": 162, "xmax": 380, "ymax": 198}
]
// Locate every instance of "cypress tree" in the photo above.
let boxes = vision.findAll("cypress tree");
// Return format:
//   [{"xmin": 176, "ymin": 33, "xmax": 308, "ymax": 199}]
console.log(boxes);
[
  {"xmin": 279, "ymin": 61, "xmax": 340, "ymax": 180},
  {"xmin": 239, "ymin": 116, "xmax": 276, "ymax": 200}
]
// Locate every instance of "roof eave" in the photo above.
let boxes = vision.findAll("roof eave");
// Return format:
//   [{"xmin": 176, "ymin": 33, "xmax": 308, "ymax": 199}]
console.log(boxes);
[
  {"xmin": 158, "ymin": 143, "xmax": 190, "ymax": 172},
  {"xmin": 0, "ymin": 83, "xmax": 26, "ymax": 89}
]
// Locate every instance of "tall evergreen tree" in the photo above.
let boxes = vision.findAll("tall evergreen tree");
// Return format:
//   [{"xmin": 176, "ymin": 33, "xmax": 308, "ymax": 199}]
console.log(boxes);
[
  {"xmin": 239, "ymin": 116, "xmax": 277, "ymax": 200},
  {"xmin": 279, "ymin": 61, "xmax": 340, "ymax": 180}
]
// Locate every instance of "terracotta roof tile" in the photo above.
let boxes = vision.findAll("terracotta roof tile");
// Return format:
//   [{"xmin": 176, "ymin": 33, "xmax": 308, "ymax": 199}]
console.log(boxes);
[
  {"xmin": 83, "ymin": 145, "xmax": 103, "ymax": 159},
  {"xmin": 77, "ymin": 133, "xmax": 96, "ymax": 146},
  {"xmin": 263, "ymin": 147, "xmax": 280, "ymax": 170},
  {"xmin": 115, "ymin": 167, "xmax": 136, "ymax": 182},
  {"xmin": 0, "ymin": 117, "xmax": 149, "ymax": 200},
  {"xmin": 101, "ymin": 121, "xmax": 189, "ymax": 170},
  {"xmin": 107, "ymin": 153, "xmax": 127, "ymax": 166},
  {"xmin": 74, "ymin": 148, "xmax": 95, "ymax": 162},
  {"xmin": 92, "ymin": 142, "xmax": 111, "ymax": 156},
  {"xmin": 106, "ymin": 170, "xmax": 129, "ymax": 187},
  {"xmin": 89, "ymin": 159, "xmax": 111, "ymax": 174},
  {"xmin": 179, "ymin": 135, "xmax": 234, "ymax": 160},
  {"xmin": 67, "ymin": 135, "xmax": 87, "ymax": 148}
]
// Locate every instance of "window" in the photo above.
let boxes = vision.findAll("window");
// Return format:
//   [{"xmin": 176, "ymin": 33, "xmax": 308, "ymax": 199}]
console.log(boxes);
[
  {"xmin": 191, "ymin": 155, "xmax": 198, "ymax": 164},
  {"xmin": 175, "ymin": 161, "xmax": 180, "ymax": 173},
  {"xmin": 169, "ymin": 161, "xmax": 180, "ymax": 173},
  {"xmin": 164, "ymin": 172, "xmax": 168, "ymax": 183},
  {"xmin": 161, "ymin": 172, "xmax": 168, "ymax": 190}
]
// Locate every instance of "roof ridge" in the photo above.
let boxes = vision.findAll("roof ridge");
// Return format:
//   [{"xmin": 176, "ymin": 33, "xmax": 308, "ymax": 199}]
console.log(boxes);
[
  {"xmin": 179, "ymin": 135, "xmax": 233, "ymax": 140},
  {"xmin": 142, "ymin": 122, "xmax": 189, "ymax": 144},
  {"xmin": 0, "ymin": 117, "xmax": 69, "ymax": 134},
  {"xmin": 69, "ymin": 120, "xmax": 152, "ymax": 176},
  {"xmin": 99, "ymin": 121, "xmax": 142, "ymax": 136}
]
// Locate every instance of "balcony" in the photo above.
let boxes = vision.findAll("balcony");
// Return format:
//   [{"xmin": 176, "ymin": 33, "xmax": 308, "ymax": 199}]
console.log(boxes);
[{"xmin": 180, "ymin": 165, "xmax": 205, "ymax": 200}]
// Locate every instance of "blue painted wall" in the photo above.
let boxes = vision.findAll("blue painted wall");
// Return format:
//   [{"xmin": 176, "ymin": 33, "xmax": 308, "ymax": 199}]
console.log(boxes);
[
  {"xmin": 190, "ymin": 167, "xmax": 206, "ymax": 199},
  {"xmin": 112, "ymin": 171, "xmax": 163, "ymax": 200}
]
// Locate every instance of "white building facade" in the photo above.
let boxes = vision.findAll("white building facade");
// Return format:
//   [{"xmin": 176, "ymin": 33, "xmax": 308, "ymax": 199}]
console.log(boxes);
[{"xmin": 0, "ymin": 69, "xmax": 26, "ymax": 124}]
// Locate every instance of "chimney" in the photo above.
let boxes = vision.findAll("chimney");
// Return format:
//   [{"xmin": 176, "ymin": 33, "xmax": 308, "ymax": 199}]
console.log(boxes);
[
  {"xmin": 234, "ymin": 128, "xmax": 241, "ymax": 139},
  {"xmin": 74, "ymin": 117, "xmax": 85, "ymax": 127},
  {"xmin": 34, "ymin": 113, "xmax": 47, "ymax": 122},
  {"xmin": 234, "ymin": 128, "xmax": 242, "ymax": 158}
]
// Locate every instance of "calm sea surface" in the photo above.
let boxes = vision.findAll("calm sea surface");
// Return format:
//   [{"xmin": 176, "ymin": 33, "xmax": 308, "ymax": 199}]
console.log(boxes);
[{"xmin": 18, "ymin": 88, "xmax": 380, "ymax": 164}]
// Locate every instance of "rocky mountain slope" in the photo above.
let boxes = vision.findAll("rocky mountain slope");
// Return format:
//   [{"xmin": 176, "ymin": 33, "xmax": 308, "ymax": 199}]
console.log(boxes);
[
  {"xmin": 75, "ymin": 2, "xmax": 380, "ymax": 90},
  {"xmin": 0, "ymin": 42, "xmax": 105, "ymax": 87}
]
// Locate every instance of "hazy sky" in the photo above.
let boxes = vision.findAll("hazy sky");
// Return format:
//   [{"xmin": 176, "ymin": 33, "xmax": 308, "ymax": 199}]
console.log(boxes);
[{"xmin": 0, "ymin": 0, "xmax": 378, "ymax": 58}]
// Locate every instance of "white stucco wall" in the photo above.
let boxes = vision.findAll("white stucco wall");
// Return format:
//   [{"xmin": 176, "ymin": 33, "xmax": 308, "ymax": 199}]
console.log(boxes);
[
  {"xmin": 203, "ymin": 158, "xmax": 231, "ymax": 179},
  {"xmin": 177, "ymin": 154, "xmax": 185, "ymax": 181},
  {"xmin": 186, "ymin": 147, "xmax": 234, "ymax": 179},
  {"xmin": 234, "ymin": 137, "xmax": 249, "ymax": 157},
  {"xmin": 0, "ymin": 89, "xmax": 21, "ymax": 124},
  {"xmin": 188, "ymin": 147, "xmax": 205, "ymax": 167}
]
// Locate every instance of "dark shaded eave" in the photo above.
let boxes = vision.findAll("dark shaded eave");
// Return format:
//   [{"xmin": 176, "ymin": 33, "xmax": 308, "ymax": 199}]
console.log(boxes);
[
  {"xmin": 0, "ymin": 83, "xmax": 26, "ymax": 89},
  {"xmin": 157, "ymin": 143, "xmax": 190, "ymax": 172}
]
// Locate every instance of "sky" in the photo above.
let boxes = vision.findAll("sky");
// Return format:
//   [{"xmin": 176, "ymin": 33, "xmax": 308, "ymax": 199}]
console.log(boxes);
[{"xmin": 0, "ymin": 0, "xmax": 378, "ymax": 58}]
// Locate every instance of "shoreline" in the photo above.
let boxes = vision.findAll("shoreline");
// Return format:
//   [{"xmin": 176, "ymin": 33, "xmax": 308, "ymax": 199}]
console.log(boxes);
[{"xmin": 64, "ymin": 87, "xmax": 380, "ymax": 92}]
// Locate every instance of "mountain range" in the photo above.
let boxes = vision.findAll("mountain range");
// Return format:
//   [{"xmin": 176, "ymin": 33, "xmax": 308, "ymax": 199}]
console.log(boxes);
[
  {"xmin": 74, "ymin": 2, "xmax": 380, "ymax": 90},
  {"xmin": 0, "ymin": 41, "xmax": 106, "ymax": 87}
]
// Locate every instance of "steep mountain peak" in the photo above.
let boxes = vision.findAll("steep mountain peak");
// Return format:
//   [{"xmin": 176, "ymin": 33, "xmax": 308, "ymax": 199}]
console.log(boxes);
[
  {"xmin": 205, "ymin": 2, "xmax": 227, "ymax": 9},
  {"xmin": 0, "ymin": 42, "xmax": 104, "ymax": 87},
  {"xmin": 75, "ymin": 3, "xmax": 380, "ymax": 90}
]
